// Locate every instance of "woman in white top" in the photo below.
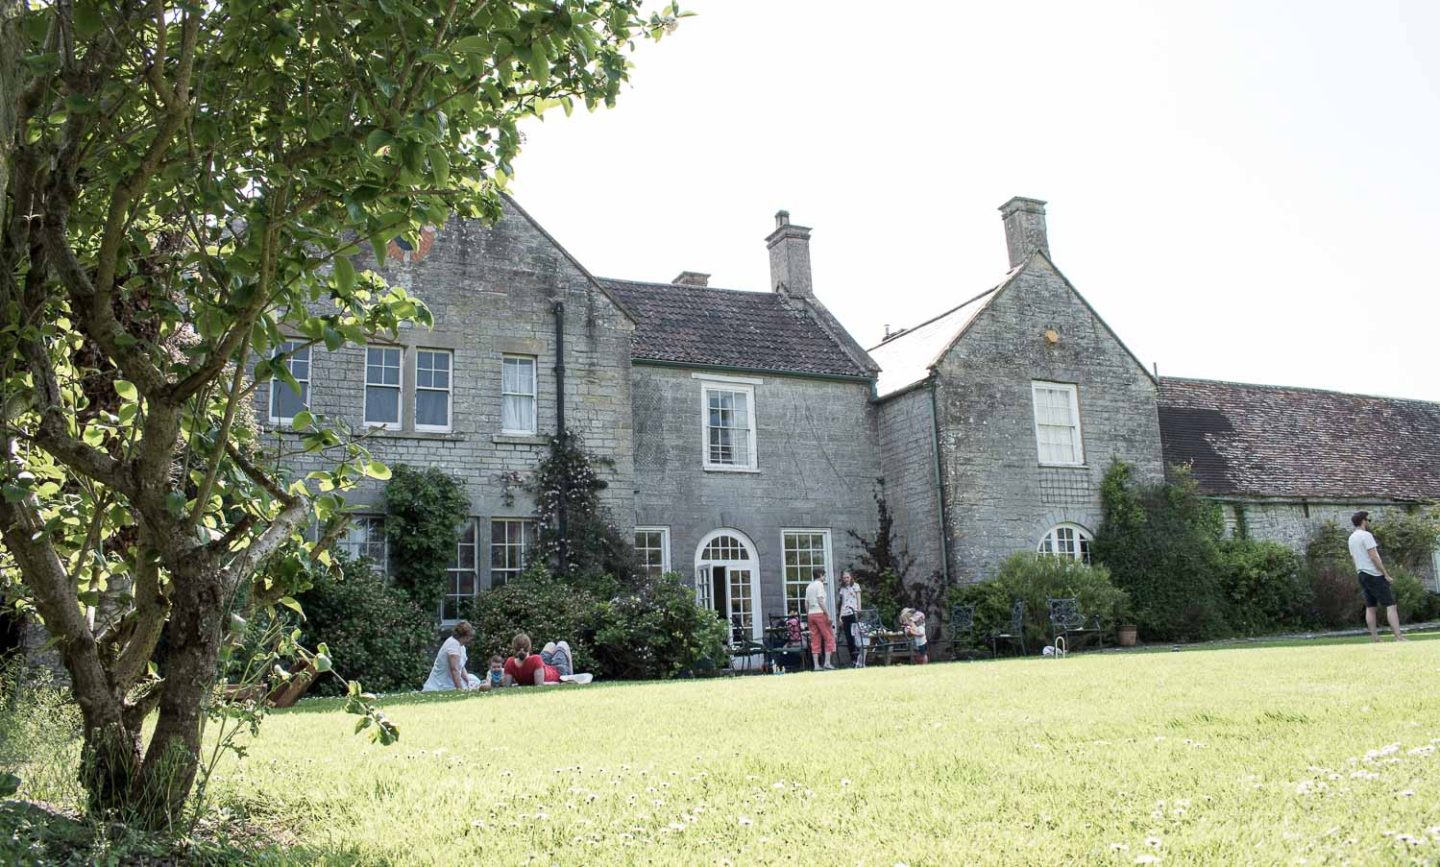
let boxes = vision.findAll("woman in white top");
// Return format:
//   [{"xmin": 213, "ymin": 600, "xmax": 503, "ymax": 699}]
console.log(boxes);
[
  {"xmin": 423, "ymin": 621, "xmax": 482, "ymax": 691},
  {"xmin": 837, "ymin": 571, "xmax": 863, "ymax": 667}
]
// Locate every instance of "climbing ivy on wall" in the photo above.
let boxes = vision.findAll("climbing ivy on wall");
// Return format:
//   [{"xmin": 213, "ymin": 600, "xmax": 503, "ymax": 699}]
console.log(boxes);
[
  {"xmin": 529, "ymin": 430, "xmax": 637, "ymax": 586},
  {"xmin": 383, "ymin": 465, "xmax": 470, "ymax": 613}
]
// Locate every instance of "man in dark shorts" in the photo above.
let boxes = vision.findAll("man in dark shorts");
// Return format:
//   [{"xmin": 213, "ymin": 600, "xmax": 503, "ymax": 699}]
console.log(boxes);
[{"xmin": 1347, "ymin": 511, "xmax": 1406, "ymax": 642}]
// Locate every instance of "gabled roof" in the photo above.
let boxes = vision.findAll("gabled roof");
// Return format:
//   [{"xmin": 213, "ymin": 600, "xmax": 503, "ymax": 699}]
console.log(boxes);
[
  {"xmin": 866, "ymin": 251, "xmax": 1155, "ymax": 400},
  {"xmin": 1158, "ymin": 377, "xmax": 1440, "ymax": 502},
  {"xmin": 866, "ymin": 285, "xmax": 1002, "ymax": 398},
  {"xmin": 499, "ymin": 197, "xmax": 638, "ymax": 324},
  {"xmin": 600, "ymin": 279, "xmax": 871, "ymax": 379}
]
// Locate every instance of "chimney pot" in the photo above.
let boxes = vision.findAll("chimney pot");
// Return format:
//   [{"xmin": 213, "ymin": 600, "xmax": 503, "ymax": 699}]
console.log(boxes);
[
  {"xmin": 998, "ymin": 196, "xmax": 1050, "ymax": 268},
  {"xmin": 765, "ymin": 210, "xmax": 813, "ymax": 298},
  {"xmin": 671, "ymin": 271, "xmax": 710, "ymax": 288}
]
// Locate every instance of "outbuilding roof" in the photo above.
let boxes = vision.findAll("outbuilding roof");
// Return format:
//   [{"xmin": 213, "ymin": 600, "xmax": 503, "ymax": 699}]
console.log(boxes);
[
  {"xmin": 1157, "ymin": 377, "xmax": 1440, "ymax": 502},
  {"xmin": 601, "ymin": 278, "xmax": 871, "ymax": 379}
]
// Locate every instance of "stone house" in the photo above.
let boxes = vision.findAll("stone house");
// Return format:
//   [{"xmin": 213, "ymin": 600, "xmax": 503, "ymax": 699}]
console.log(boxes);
[
  {"xmin": 247, "ymin": 195, "xmax": 1440, "ymax": 630},
  {"xmin": 868, "ymin": 198, "xmax": 1166, "ymax": 586}
]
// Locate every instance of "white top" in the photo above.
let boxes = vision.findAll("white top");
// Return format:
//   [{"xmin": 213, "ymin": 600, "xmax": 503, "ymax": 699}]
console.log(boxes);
[
  {"xmin": 423, "ymin": 636, "xmax": 470, "ymax": 691},
  {"xmin": 1349, "ymin": 529, "xmax": 1382, "ymax": 576},
  {"xmin": 804, "ymin": 578, "xmax": 829, "ymax": 615},
  {"xmin": 838, "ymin": 583, "xmax": 861, "ymax": 616}
]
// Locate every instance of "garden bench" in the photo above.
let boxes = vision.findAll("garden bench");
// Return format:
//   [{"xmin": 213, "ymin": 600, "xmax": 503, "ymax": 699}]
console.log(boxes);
[
  {"xmin": 988, "ymin": 600, "xmax": 1027, "ymax": 658},
  {"xmin": 1047, "ymin": 597, "xmax": 1102, "ymax": 655}
]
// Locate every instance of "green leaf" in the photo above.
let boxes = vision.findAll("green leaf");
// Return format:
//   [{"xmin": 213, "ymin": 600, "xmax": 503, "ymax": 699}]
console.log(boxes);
[
  {"xmin": 334, "ymin": 256, "xmax": 356, "ymax": 293},
  {"xmin": 278, "ymin": 596, "xmax": 304, "ymax": 615},
  {"xmin": 115, "ymin": 380, "xmax": 137, "ymax": 401},
  {"xmin": 290, "ymin": 410, "xmax": 314, "ymax": 430},
  {"xmin": 429, "ymin": 147, "xmax": 450, "ymax": 188},
  {"xmin": 364, "ymin": 460, "xmax": 392, "ymax": 480},
  {"xmin": 165, "ymin": 491, "xmax": 187, "ymax": 516}
]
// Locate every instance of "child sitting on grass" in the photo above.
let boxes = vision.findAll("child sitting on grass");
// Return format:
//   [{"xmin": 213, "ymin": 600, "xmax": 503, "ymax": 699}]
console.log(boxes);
[
  {"xmin": 900, "ymin": 608, "xmax": 929, "ymax": 665},
  {"xmin": 481, "ymin": 655, "xmax": 505, "ymax": 691}
]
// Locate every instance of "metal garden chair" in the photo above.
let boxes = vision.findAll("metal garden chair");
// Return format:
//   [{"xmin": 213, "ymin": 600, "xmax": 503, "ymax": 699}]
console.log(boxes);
[{"xmin": 988, "ymin": 599, "xmax": 1027, "ymax": 658}]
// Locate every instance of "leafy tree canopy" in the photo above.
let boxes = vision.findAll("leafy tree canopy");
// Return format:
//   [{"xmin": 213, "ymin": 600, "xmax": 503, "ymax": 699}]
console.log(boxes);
[{"xmin": 0, "ymin": 0, "xmax": 683, "ymax": 828}]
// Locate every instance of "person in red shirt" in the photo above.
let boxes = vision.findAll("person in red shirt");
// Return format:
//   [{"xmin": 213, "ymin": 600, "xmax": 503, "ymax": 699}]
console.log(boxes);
[{"xmin": 502, "ymin": 633, "xmax": 562, "ymax": 686}]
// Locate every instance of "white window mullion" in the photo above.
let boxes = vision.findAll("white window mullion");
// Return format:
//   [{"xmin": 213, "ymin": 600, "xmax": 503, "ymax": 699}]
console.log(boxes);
[
  {"xmin": 702, "ymin": 383, "xmax": 758, "ymax": 471},
  {"xmin": 1031, "ymin": 381, "xmax": 1084, "ymax": 466},
  {"xmin": 364, "ymin": 346, "xmax": 402, "ymax": 428},
  {"xmin": 501, "ymin": 355, "xmax": 537, "ymax": 435},
  {"xmin": 267, "ymin": 342, "xmax": 311, "ymax": 424},
  {"xmin": 416, "ymin": 349, "xmax": 453, "ymax": 432},
  {"xmin": 635, "ymin": 527, "xmax": 671, "ymax": 577}
]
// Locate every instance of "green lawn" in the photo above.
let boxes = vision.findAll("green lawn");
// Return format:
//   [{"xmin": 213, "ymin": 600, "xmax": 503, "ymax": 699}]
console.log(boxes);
[{"xmin": 209, "ymin": 637, "xmax": 1440, "ymax": 865}]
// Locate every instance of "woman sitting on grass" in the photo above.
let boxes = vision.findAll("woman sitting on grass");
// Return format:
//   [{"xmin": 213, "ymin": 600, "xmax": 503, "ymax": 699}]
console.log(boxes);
[{"xmin": 422, "ymin": 621, "xmax": 482, "ymax": 691}]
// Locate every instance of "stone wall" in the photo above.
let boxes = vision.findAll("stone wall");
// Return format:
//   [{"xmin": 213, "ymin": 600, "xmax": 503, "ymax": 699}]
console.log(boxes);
[
  {"xmin": 875, "ymin": 385, "xmax": 944, "ymax": 582},
  {"xmin": 932, "ymin": 256, "xmax": 1166, "ymax": 582},
  {"xmin": 631, "ymin": 364, "xmax": 878, "ymax": 630},
  {"xmin": 1222, "ymin": 499, "xmax": 1439, "ymax": 590},
  {"xmin": 253, "ymin": 206, "xmax": 635, "ymax": 592}
]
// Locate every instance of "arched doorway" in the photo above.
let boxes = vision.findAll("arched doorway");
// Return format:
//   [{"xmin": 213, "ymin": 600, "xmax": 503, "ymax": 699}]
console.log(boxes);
[{"xmin": 694, "ymin": 529, "xmax": 762, "ymax": 643}]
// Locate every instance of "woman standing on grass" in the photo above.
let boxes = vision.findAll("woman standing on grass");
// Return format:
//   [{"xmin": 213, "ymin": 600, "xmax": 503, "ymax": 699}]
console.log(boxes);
[
  {"xmin": 422, "ymin": 621, "xmax": 482, "ymax": 691},
  {"xmin": 838, "ymin": 571, "xmax": 863, "ymax": 667}
]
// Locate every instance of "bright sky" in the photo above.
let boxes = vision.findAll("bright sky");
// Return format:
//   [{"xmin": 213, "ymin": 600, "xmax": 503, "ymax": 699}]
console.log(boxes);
[{"xmin": 511, "ymin": 0, "xmax": 1440, "ymax": 402}]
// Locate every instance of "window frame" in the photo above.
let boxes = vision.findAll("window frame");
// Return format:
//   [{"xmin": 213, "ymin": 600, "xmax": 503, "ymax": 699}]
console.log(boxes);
[
  {"xmin": 440, "ymin": 518, "xmax": 479, "ymax": 626},
  {"xmin": 1037, "ymin": 522, "xmax": 1094, "ymax": 564},
  {"xmin": 700, "ymin": 382, "xmax": 759, "ymax": 472},
  {"xmin": 336, "ymin": 514, "xmax": 388, "ymax": 574},
  {"xmin": 415, "ymin": 348, "xmax": 454, "ymax": 433},
  {"xmin": 500, "ymin": 354, "xmax": 538, "ymax": 435},
  {"xmin": 266, "ymin": 341, "xmax": 312, "ymax": 425},
  {"xmin": 780, "ymin": 528, "xmax": 833, "ymax": 615},
  {"xmin": 489, "ymin": 517, "xmax": 535, "ymax": 589},
  {"xmin": 634, "ymin": 526, "xmax": 671, "ymax": 577},
  {"xmin": 1030, "ymin": 380, "xmax": 1085, "ymax": 467},
  {"xmin": 363, "ymin": 345, "xmax": 403, "ymax": 430}
]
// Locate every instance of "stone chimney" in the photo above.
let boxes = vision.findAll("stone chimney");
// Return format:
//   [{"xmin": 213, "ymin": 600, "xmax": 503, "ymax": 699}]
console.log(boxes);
[
  {"xmin": 671, "ymin": 271, "xmax": 710, "ymax": 287},
  {"xmin": 765, "ymin": 210, "xmax": 812, "ymax": 298},
  {"xmin": 999, "ymin": 196, "xmax": 1049, "ymax": 268}
]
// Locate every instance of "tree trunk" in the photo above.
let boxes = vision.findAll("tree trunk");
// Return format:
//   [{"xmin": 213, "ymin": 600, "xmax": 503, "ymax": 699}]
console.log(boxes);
[{"xmin": 130, "ymin": 568, "xmax": 227, "ymax": 829}]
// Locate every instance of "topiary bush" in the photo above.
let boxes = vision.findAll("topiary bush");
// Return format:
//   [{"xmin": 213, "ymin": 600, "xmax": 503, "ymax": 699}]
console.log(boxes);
[
  {"xmin": 950, "ymin": 552, "xmax": 1128, "ymax": 652},
  {"xmin": 298, "ymin": 554, "xmax": 439, "ymax": 695},
  {"xmin": 1091, "ymin": 461, "xmax": 1231, "ymax": 642},
  {"xmin": 591, "ymin": 571, "xmax": 730, "ymax": 680},
  {"xmin": 1216, "ymin": 539, "xmax": 1312, "ymax": 634},
  {"xmin": 462, "ymin": 564, "xmax": 602, "ymax": 675}
]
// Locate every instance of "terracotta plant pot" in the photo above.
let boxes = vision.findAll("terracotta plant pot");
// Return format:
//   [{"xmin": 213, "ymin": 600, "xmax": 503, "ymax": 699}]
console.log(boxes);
[{"xmin": 1117, "ymin": 625, "xmax": 1138, "ymax": 647}]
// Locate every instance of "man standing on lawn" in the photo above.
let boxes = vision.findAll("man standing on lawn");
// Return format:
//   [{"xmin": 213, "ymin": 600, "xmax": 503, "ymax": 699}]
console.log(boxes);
[
  {"xmin": 805, "ymin": 568, "xmax": 837, "ymax": 671},
  {"xmin": 1349, "ymin": 511, "xmax": 1406, "ymax": 642}
]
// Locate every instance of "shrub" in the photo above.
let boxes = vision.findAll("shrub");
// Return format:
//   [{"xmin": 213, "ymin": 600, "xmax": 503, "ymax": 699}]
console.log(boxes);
[
  {"xmin": 1091, "ymin": 461, "xmax": 1231, "ymax": 642},
  {"xmin": 1390, "ymin": 568, "xmax": 1440, "ymax": 622},
  {"xmin": 950, "ymin": 553, "xmax": 1129, "ymax": 652},
  {"xmin": 1216, "ymin": 539, "xmax": 1312, "ymax": 634},
  {"xmin": 463, "ymin": 564, "xmax": 602, "ymax": 675},
  {"xmin": 591, "ymin": 572, "xmax": 730, "ymax": 680},
  {"xmin": 384, "ymin": 465, "xmax": 470, "ymax": 613},
  {"xmin": 298, "ymin": 554, "xmax": 438, "ymax": 695}
]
